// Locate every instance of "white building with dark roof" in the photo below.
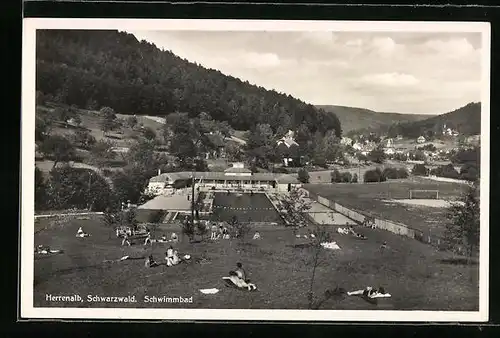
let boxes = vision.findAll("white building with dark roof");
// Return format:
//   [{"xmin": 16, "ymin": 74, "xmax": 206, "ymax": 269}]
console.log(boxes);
[{"xmin": 146, "ymin": 163, "xmax": 301, "ymax": 195}]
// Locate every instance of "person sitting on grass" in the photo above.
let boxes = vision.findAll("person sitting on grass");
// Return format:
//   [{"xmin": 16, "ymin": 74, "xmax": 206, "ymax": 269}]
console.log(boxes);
[
  {"xmin": 222, "ymin": 227, "xmax": 230, "ymax": 239},
  {"xmin": 121, "ymin": 233, "xmax": 131, "ymax": 246},
  {"xmin": 161, "ymin": 234, "xmax": 167, "ymax": 242},
  {"xmin": 223, "ymin": 271, "xmax": 257, "ymax": 291},
  {"xmin": 76, "ymin": 227, "xmax": 90, "ymax": 238},
  {"xmin": 171, "ymin": 232, "xmax": 179, "ymax": 243},
  {"xmin": 253, "ymin": 232, "xmax": 261, "ymax": 240},
  {"xmin": 235, "ymin": 262, "xmax": 246, "ymax": 280},
  {"xmin": 165, "ymin": 246, "xmax": 181, "ymax": 267},
  {"xmin": 171, "ymin": 249, "xmax": 180, "ymax": 266},
  {"xmin": 145, "ymin": 254, "xmax": 158, "ymax": 268},
  {"xmin": 210, "ymin": 224, "xmax": 218, "ymax": 240}
]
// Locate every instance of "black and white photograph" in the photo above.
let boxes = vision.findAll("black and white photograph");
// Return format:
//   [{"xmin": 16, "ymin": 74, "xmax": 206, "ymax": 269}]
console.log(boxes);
[{"xmin": 21, "ymin": 19, "xmax": 490, "ymax": 321}]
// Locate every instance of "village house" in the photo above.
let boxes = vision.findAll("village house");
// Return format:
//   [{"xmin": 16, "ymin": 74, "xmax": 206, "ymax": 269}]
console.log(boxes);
[
  {"xmin": 384, "ymin": 138, "xmax": 394, "ymax": 148},
  {"xmin": 352, "ymin": 142, "xmax": 363, "ymax": 151},
  {"xmin": 442, "ymin": 124, "xmax": 459, "ymax": 137},
  {"xmin": 340, "ymin": 136, "xmax": 353, "ymax": 146},
  {"xmin": 203, "ymin": 132, "xmax": 227, "ymax": 160},
  {"xmin": 466, "ymin": 134, "xmax": 480, "ymax": 146}
]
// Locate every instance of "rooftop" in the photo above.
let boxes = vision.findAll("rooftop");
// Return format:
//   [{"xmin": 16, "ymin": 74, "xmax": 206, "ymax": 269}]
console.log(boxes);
[{"xmin": 149, "ymin": 171, "xmax": 300, "ymax": 184}]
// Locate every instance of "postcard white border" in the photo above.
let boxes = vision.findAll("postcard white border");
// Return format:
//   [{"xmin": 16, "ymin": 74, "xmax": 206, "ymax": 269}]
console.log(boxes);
[{"xmin": 21, "ymin": 18, "xmax": 491, "ymax": 322}]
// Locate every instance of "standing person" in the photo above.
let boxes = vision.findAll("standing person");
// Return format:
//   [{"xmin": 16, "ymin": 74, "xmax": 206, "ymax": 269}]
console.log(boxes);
[
  {"xmin": 122, "ymin": 232, "xmax": 131, "ymax": 246},
  {"xmin": 235, "ymin": 262, "xmax": 246, "ymax": 281},
  {"xmin": 144, "ymin": 230, "xmax": 152, "ymax": 246}
]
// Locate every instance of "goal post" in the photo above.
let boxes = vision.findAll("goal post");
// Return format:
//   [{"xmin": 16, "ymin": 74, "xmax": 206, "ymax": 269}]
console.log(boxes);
[{"xmin": 409, "ymin": 189, "xmax": 439, "ymax": 200}]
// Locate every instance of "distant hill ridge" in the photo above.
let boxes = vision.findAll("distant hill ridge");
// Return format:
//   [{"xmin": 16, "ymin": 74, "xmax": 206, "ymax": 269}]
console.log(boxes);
[
  {"xmin": 316, "ymin": 105, "xmax": 432, "ymax": 133},
  {"xmin": 385, "ymin": 102, "xmax": 481, "ymax": 138}
]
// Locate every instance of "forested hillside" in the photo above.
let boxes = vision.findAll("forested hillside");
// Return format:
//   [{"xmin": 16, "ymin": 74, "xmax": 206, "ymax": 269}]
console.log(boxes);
[
  {"xmin": 385, "ymin": 102, "xmax": 481, "ymax": 139},
  {"xmin": 317, "ymin": 105, "xmax": 431, "ymax": 133},
  {"xmin": 36, "ymin": 30, "xmax": 341, "ymax": 136}
]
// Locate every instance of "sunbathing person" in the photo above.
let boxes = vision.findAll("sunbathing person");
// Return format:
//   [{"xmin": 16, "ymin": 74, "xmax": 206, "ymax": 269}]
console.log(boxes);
[
  {"xmin": 76, "ymin": 227, "xmax": 90, "ymax": 238},
  {"xmin": 161, "ymin": 234, "xmax": 167, "ymax": 242},
  {"xmin": 222, "ymin": 271, "xmax": 257, "ymax": 291},
  {"xmin": 165, "ymin": 246, "xmax": 180, "ymax": 266},
  {"xmin": 145, "ymin": 254, "xmax": 158, "ymax": 268},
  {"xmin": 35, "ymin": 245, "xmax": 62, "ymax": 255},
  {"xmin": 210, "ymin": 224, "xmax": 218, "ymax": 240},
  {"xmin": 170, "ymin": 232, "xmax": 178, "ymax": 242},
  {"xmin": 347, "ymin": 286, "xmax": 390, "ymax": 298},
  {"xmin": 235, "ymin": 262, "xmax": 246, "ymax": 280},
  {"xmin": 222, "ymin": 227, "xmax": 230, "ymax": 239},
  {"xmin": 171, "ymin": 249, "xmax": 180, "ymax": 266},
  {"xmin": 121, "ymin": 233, "xmax": 131, "ymax": 246},
  {"xmin": 253, "ymin": 232, "xmax": 261, "ymax": 240}
]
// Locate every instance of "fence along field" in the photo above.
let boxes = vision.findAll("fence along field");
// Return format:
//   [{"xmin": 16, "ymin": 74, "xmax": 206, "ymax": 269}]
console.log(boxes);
[{"xmin": 304, "ymin": 177, "xmax": 469, "ymax": 241}]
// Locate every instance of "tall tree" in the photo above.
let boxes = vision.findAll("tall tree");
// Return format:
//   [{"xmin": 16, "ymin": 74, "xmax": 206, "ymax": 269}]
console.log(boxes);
[
  {"xmin": 89, "ymin": 139, "xmax": 116, "ymax": 168},
  {"xmin": 445, "ymin": 183, "xmax": 480, "ymax": 264},
  {"xmin": 38, "ymin": 135, "xmax": 76, "ymax": 169}
]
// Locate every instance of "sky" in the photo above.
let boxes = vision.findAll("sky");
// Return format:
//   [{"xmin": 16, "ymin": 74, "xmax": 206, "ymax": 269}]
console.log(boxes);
[{"xmin": 128, "ymin": 30, "xmax": 483, "ymax": 115}]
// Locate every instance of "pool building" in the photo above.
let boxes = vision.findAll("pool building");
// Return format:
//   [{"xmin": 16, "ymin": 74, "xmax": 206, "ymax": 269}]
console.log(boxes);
[{"xmin": 146, "ymin": 162, "xmax": 301, "ymax": 196}]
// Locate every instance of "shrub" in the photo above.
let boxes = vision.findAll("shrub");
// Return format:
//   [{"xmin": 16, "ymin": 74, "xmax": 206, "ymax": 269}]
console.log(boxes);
[
  {"xmin": 412, "ymin": 163, "xmax": 428, "ymax": 176},
  {"xmin": 397, "ymin": 168, "xmax": 409, "ymax": 179},
  {"xmin": 363, "ymin": 168, "xmax": 386, "ymax": 183},
  {"xmin": 460, "ymin": 163, "xmax": 479, "ymax": 182},
  {"xmin": 330, "ymin": 169, "xmax": 341, "ymax": 183},
  {"xmin": 381, "ymin": 167, "xmax": 409, "ymax": 180},
  {"xmin": 341, "ymin": 172, "xmax": 352, "ymax": 183},
  {"xmin": 297, "ymin": 168, "xmax": 310, "ymax": 183},
  {"xmin": 382, "ymin": 167, "xmax": 399, "ymax": 179},
  {"xmin": 431, "ymin": 164, "xmax": 460, "ymax": 179}
]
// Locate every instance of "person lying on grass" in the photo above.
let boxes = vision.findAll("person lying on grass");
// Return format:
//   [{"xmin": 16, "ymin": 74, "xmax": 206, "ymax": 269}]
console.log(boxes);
[
  {"xmin": 35, "ymin": 244, "xmax": 63, "ymax": 255},
  {"xmin": 222, "ymin": 271, "xmax": 257, "ymax": 291}
]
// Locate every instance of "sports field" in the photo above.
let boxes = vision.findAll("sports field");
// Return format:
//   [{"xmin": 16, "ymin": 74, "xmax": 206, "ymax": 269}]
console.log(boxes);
[
  {"xmin": 33, "ymin": 214, "xmax": 478, "ymax": 310},
  {"xmin": 304, "ymin": 177, "xmax": 469, "ymax": 238}
]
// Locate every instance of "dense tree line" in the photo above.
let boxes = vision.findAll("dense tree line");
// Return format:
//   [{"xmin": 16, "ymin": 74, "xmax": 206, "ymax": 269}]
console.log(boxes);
[
  {"xmin": 385, "ymin": 102, "xmax": 481, "ymax": 139},
  {"xmin": 36, "ymin": 30, "xmax": 341, "ymax": 137}
]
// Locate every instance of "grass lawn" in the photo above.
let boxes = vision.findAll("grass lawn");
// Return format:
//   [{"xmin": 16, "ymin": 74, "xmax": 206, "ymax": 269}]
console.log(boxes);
[
  {"xmin": 304, "ymin": 177, "xmax": 469, "ymax": 238},
  {"xmin": 33, "ymin": 214, "xmax": 478, "ymax": 311}
]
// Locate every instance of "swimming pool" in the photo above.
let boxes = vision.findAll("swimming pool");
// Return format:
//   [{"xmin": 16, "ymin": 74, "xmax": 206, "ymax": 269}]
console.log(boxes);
[{"xmin": 211, "ymin": 192, "xmax": 283, "ymax": 223}]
